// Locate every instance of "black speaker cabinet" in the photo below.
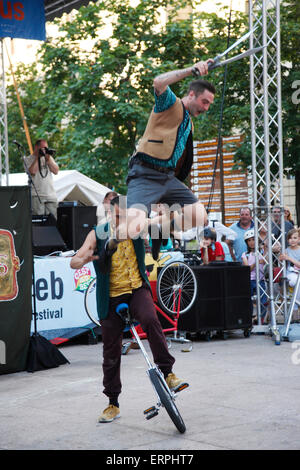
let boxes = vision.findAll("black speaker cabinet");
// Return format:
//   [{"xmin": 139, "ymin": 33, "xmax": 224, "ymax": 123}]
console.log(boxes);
[
  {"xmin": 32, "ymin": 225, "xmax": 66, "ymax": 256},
  {"xmin": 57, "ymin": 206, "xmax": 97, "ymax": 250},
  {"xmin": 177, "ymin": 264, "xmax": 251, "ymax": 333},
  {"xmin": 223, "ymin": 265, "xmax": 252, "ymax": 330},
  {"xmin": 32, "ymin": 214, "xmax": 57, "ymax": 226}
]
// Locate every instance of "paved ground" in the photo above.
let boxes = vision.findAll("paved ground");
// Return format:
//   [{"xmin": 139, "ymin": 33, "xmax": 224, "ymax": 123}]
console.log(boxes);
[{"xmin": 1, "ymin": 330, "xmax": 300, "ymax": 451}]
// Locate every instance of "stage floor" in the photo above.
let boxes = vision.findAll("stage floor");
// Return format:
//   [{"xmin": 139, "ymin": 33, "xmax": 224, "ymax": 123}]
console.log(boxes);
[{"xmin": 0, "ymin": 332, "xmax": 299, "ymax": 451}]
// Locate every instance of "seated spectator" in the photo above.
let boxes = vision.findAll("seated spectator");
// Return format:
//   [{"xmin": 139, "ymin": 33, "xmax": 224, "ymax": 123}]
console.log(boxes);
[
  {"xmin": 199, "ymin": 227, "xmax": 225, "ymax": 265},
  {"xmin": 284, "ymin": 206, "xmax": 294, "ymax": 226},
  {"xmin": 173, "ymin": 239, "xmax": 181, "ymax": 251},
  {"xmin": 220, "ymin": 235, "xmax": 234, "ymax": 262},
  {"xmin": 280, "ymin": 228, "xmax": 300, "ymax": 318},
  {"xmin": 259, "ymin": 224, "xmax": 281, "ymax": 261},
  {"xmin": 271, "ymin": 206, "xmax": 294, "ymax": 247},
  {"xmin": 241, "ymin": 229, "xmax": 267, "ymax": 323}
]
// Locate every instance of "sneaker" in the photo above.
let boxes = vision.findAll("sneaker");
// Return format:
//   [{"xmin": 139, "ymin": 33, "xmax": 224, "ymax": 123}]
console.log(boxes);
[
  {"xmin": 165, "ymin": 373, "xmax": 188, "ymax": 392},
  {"xmin": 98, "ymin": 405, "xmax": 120, "ymax": 423}
]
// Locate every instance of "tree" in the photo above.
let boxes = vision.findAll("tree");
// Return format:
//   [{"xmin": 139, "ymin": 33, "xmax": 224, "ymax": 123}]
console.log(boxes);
[{"xmin": 6, "ymin": 0, "xmax": 250, "ymax": 193}]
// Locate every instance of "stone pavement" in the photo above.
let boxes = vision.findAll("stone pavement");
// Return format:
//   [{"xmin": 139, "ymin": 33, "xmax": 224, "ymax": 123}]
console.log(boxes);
[{"xmin": 0, "ymin": 331, "xmax": 300, "ymax": 451}]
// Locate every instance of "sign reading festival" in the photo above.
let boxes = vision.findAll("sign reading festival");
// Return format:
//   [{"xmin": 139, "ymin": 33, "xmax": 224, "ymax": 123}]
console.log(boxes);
[{"xmin": 0, "ymin": 1, "xmax": 45, "ymax": 41}]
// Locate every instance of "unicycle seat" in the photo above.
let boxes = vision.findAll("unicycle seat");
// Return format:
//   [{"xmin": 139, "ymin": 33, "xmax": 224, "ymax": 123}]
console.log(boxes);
[
  {"xmin": 116, "ymin": 303, "xmax": 130, "ymax": 322},
  {"xmin": 116, "ymin": 303, "xmax": 139, "ymax": 326}
]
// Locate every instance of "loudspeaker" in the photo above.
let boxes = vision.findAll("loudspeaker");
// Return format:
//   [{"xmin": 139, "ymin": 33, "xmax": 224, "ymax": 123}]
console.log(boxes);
[
  {"xmin": 177, "ymin": 265, "xmax": 252, "ymax": 333},
  {"xmin": 32, "ymin": 214, "xmax": 57, "ymax": 226},
  {"xmin": 57, "ymin": 206, "xmax": 97, "ymax": 250},
  {"xmin": 32, "ymin": 225, "xmax": 66, "ymax": 256},
  {"xmin": 178, "ymin": 266, "xmax": 225, "ymax": 332},
  {"xmin": 223, "ymin": 266, "xmax": 252, "ymax": 330}
]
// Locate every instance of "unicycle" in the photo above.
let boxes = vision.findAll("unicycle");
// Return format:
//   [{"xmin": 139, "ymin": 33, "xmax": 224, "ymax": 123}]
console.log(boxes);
[
  {"xmin": 115, "ymin": 303, "xmax": 187, "ymax": 434},
  {"xmin": 84, "ymin": 281, "xmax": 188, "ymax": 433}
]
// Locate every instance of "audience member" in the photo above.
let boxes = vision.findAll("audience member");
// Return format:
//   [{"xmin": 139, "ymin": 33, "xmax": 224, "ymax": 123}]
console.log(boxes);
[
  {"xmin": 259, "ymin": 223, "xmax": 281, "ymax": 259},
  {"xmin": 220, "ymin": 235, "xmax": 234, "ymax": 262},
  {"xmin": 24, "ymin": 139, "xmax": 59, "ymax": 219},
  {"xmin": 284, "ymin": 206, "xmax": 294, "ymax": 226},
  {"xmin": 229, "ymin": 207, "xmax": 254, "ymax": 262},
  {"xmin": 199, "ymin": 227, "xmax": 225, "ymax": 265},
  {"xmin": 173, "ymin": 239, "xmax": 181, "ymax": 251},
  {"xmin": 279, "ymin": 228, "xmax": 300, "ymax": 318},
  {"xmin": 271, "ymin": 206, "xmax": 294, "ymax": 247},
  {"xmin": 241, "ymin": 229, "xmax": 267, "ymax": 323}
]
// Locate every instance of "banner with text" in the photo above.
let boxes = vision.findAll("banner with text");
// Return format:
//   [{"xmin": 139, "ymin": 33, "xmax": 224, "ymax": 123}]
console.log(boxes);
[{"xmin": 0, "ymin": 1, "xmax": 45, "ymax": 41}]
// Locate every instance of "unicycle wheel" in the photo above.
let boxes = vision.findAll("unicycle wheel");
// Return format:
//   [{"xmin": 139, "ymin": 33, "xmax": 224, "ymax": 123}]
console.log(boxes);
[{"xmin": 148, "ymin": 368, "xmax": 186, "ymax": 434}]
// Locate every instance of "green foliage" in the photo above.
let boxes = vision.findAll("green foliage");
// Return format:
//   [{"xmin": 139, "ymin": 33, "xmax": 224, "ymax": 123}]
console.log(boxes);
[{"xmin": 6, "ymin": 0, "xmax": 298, "ymax": 197}]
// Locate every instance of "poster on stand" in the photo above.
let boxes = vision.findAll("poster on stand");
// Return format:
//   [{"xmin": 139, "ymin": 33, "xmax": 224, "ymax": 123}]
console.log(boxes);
[{"xmin": 0, "ymin": 186, "xmax": 32, "ymax": 374}]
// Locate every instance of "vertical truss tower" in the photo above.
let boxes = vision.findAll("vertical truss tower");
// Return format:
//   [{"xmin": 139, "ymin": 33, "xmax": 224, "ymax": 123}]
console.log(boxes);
[
  {"xmin": 0, "ymin": 39, "xmax": 9, "ymax": 185},
  {"xmin": 249, "ymin": 0, "xmax": 285, "ymax": 343}
]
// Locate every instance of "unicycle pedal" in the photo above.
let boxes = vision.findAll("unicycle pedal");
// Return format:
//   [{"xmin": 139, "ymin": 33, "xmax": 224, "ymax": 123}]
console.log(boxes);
[
  {"xmin": 173, "ymin": 382, "xmax": 189, "ymax": 393},
  {"xmin": 144, "ymin": 406, "xmax": 159, "ymax": 420}
]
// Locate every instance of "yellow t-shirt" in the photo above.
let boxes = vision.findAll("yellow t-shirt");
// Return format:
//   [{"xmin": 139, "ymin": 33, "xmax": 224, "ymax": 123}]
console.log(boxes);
[{"xmin": 109, "ymin": 239, "xmax": 143, "ymax": 297}]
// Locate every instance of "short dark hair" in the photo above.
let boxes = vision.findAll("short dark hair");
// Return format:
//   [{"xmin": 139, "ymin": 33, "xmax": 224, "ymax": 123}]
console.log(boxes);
[
  {"xmin": 110, "ymin": 195, "xmax": 127, "ymax": 208},
  {"xmin": 203, "ymin": 227, "xmax": 217, "ymax": 241},
  {"xmin": 35, "ymin": 139, "xmax": 46, "ymax": 147},
  {"xmin": 239, "ymin": 206, "xmax": 252, "ymax": 216},
  {"xmin": 103, "ymin": 190, "xmax": 118, "ymax": 203},
  {"xmin": 187, "ymin": 79, "xmax": 216, "ymax": 97},
  {"xmin": 287, "ymin": 228, "xmax": 299, "ymax": 240}
]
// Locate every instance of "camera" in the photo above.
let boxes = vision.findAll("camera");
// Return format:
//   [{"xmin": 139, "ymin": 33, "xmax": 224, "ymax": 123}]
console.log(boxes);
[
  {"xmin": 46, "ymin": 148, "xmax": 56, "ymax": 156},
  {"xmin": 39, "ymin": 147, "xmax": 56, "ymax": 157}
]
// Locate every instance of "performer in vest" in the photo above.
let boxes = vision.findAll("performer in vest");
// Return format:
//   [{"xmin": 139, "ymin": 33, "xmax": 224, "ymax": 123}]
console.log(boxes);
[
  {"xmin": 70, "ymin": 196, "xmax": 187, "ymax": 423},
  {"xmin": 123, "ymin": 59, "xmax": 216, "ymax": 260}
]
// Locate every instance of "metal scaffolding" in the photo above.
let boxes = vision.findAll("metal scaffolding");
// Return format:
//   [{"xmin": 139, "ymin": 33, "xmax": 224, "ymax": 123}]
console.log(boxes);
[{"xmin": 249, "ymin": 0, "xmax": 286, "ymax": 344}]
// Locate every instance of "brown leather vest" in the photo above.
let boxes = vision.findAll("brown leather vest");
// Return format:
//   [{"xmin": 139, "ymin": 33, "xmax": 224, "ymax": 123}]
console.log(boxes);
[{"xmin": 135, "ymin": 98, "xmax": 185, "ymax": 160}]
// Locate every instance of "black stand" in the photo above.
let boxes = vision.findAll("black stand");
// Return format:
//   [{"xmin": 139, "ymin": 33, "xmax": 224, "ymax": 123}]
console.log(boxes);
[{"xmin": 15, "ymin": 143, "xmax": 69, "ymax": 372}]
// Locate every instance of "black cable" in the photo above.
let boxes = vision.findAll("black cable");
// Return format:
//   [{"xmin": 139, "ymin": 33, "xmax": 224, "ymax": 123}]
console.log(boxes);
[{"xmin": 38, "ymin": 154, "xmax": 49, "ymax": 178}]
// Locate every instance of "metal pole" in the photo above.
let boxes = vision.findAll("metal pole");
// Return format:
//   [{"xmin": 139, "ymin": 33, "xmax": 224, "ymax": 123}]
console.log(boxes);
[
  {"xmin": 0, "ymin": 38, "xmax": 9, "ymax": 185},
  {"xmin": 249, "ymin": 0, "xmax": 285, "ymax": 344}
]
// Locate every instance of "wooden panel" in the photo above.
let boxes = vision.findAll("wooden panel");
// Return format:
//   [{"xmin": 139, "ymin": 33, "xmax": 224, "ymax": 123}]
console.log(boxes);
[{"xmin": 191, "ymin": 135, "xmax": 250, "ymax": 226}]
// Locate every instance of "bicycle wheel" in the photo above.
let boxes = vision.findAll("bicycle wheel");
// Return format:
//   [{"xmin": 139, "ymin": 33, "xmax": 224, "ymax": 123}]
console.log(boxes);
[
  {"xmin": 148, "ymin": 368, "xmax": 186, "ymax": 434},
  {"xmin": 156, "ymin": 261, "xmax": 197, "ymax": 315},
  {"xmin": 84, "ymin": 277, "xmax": 101, "ymax": 327}
]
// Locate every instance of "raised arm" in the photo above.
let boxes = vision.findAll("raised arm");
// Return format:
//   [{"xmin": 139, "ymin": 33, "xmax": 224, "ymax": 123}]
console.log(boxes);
[
  {"xmin": 153, "ymin": 59, "xmax": 213, "ymax": 96},
  {"xmin": 46, "ymin": 154, "xmax": 59, "ymax": 175}
]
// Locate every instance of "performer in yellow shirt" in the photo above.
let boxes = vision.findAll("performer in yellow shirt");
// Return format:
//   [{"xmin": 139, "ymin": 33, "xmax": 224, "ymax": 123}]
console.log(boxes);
[{"xmin": 70, "ymin": 196, "xmax": 187, "ymax": 423}]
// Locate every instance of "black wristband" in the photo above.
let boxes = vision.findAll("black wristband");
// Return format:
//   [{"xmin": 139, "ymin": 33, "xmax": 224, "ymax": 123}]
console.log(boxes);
[{"xmin": 192, "ymin": 67, "xmax": 200, "ymax": 77}]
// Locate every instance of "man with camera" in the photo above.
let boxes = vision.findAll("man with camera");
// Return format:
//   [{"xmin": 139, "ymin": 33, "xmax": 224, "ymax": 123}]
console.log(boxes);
[{"xmin": 24, "ymin": 139, "xmax": 59, "ymax": 219}]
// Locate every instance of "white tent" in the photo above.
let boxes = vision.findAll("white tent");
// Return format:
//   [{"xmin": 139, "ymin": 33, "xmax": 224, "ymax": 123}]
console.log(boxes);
[{"xmin": 1, "ymin": 170, "xmax": 113, "ymax": 221}]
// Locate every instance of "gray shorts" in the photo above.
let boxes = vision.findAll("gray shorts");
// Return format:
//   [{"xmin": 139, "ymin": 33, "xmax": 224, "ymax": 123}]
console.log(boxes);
[{"xmin": 126, "ymin": 163, "xmax": 197, "ymax": 213}]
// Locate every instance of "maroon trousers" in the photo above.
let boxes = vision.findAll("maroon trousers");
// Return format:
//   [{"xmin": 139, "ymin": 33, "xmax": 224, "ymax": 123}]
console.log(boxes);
[{"xmin": 100, "ymin": 284, "xmax": 175, "ymax": 400}]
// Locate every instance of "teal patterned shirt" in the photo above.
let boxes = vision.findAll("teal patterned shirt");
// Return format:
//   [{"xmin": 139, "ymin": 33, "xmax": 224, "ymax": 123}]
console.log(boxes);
[{"xmin": 140, "ymin": 86, "xmax": 192, "ymax": 168}]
